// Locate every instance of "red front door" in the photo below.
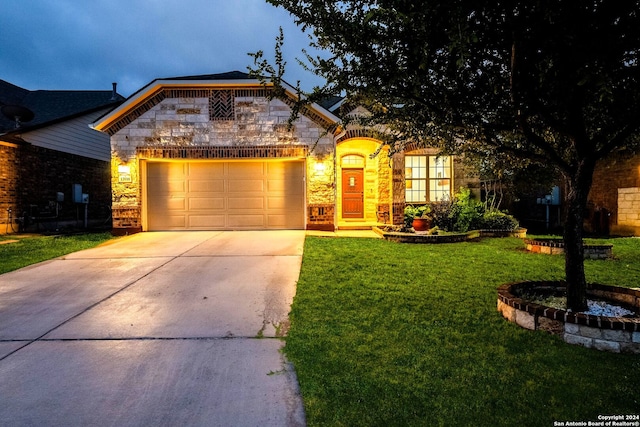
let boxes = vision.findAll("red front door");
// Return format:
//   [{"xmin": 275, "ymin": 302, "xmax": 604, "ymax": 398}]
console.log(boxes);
[{"xmin": 342, "ymin": 168, "xmax": 364, "ymax": 218}]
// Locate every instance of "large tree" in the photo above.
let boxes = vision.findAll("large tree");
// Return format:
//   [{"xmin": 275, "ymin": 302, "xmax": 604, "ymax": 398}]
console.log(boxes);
[{"xmin": 255, "ymin": 0, "xmax": 640, "ymax": 311}]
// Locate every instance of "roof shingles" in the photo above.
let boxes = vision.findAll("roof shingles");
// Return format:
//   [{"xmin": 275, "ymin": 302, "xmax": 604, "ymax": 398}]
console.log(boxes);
[{"xmin": 0, "ymin": 79, "xmax": 124, "ymax": 134}]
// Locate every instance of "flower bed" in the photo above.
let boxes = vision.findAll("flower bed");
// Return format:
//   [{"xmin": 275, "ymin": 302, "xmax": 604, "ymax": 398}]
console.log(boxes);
[
  {"xmin": 497, "ymin": 281, "xmax": 640, "ymax": 353},
  {"xmin": 373, "ymin": 227, "xmax": 526, "ymax": 243},
  {"xmin": 524, "ymin": 238, "xmax": 613, "ymax": 259}
]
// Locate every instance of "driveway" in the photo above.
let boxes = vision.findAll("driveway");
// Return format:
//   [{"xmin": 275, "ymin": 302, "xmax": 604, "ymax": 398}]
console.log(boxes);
[{"xmin": 0, "ymin": 231, "xmax": 306, "ymax": 426}]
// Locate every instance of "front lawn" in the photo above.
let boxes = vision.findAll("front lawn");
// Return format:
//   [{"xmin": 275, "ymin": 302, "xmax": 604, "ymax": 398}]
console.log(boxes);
[
  {"xmin": 0, "ymin": 232, "xmax": 115, "ymax": 274},
  {"xmin": 288, "ymin": 236, "xmax": 640, "ymax": 426}
]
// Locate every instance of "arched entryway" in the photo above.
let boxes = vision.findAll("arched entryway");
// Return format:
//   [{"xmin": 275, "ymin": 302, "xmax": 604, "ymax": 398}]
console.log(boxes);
[{"xmin": 336, "ymin": 138, "xmax": 393, "ymax": 228}]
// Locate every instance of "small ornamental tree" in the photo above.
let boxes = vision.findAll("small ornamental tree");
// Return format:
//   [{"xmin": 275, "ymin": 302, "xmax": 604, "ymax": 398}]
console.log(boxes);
[{"xmin": 252, "ymin": 0, "xmax": 640, "ymax": 311}]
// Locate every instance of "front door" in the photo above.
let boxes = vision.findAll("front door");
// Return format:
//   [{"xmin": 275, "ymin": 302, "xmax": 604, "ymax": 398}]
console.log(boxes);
[{"xmin": 342, "ymin": 168, "xmax": 364, "ymax": 218}]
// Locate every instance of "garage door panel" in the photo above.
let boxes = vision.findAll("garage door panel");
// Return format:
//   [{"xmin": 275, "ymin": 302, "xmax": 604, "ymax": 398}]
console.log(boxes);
[
  {"xmin": 228, "ymin": 197, "xmax": 264, "ymax": 209},
  {"xmin": 267, "ymin": 196, "xmax": 300, "ymax": 210},
  {"xmin": 149, "ymin": 215, "xmax": 186, "ymax": 230},
  {"xmin": 267, "ymin": 214, "xmax": 304, "ymax": 228},
  {"xmin": 147, "ymin": 197, "xmax": 186, "ymax": 211},
  {"xmin": 188, "ymin": 163, "xmax": 224, "ymax": 178},
  {"xmin": 170, "ymin": 197, "xmax": 187, "ymax": 211},
  {"xmin": 228, "ymin": 179, "xmax": 265, "ymax": 192},
  {"xmin": 147, "ymin": 161, "xmax": 304, "ymax": 230},
  {"xmin": 227, "ymin": 214, "xmax": 265, "ymax": 228},
  {"xmin": 267, "ymin": 181, "xmax": 304, "ymax": 196},
  {"xmin": 189, "ymin": 180, "xmax": 224, "ymax": 193},
  {"xmin": 148, "ymin": 180, "xmax": 185, "ymax": 194},
  {"xmin": 189, "ymin": 197, "xmax": 225, "ymax": 210},
  {"xmin": 148, "ymin": 162, "xmax": 185, "ymax": 178},
  {"xmin": 188, "ymin": 215, "xmax": 226, "ymax": 228},
  {"xmin": 267, "ymin": 162, "xmax": 300, "ymax": 175},
  {"xmin": 228, "ymin": 163, "xmax": 265, "ymax": 177}
]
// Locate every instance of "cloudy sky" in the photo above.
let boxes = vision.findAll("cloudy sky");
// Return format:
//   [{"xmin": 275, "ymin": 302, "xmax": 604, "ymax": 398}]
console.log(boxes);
[{"xmin": 0, "ymin": 0, "xmax": 325, "ymax": 97}]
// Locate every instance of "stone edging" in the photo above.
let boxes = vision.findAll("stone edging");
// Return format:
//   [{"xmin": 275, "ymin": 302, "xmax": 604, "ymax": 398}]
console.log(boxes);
[
  {"xmin": 497, "ymin": 281, "xmax": 640, "ymax": 353},
  {"xmin": 373, "ymin": 227, "xmax": 527, "ymax": 243},
  {"xmin": 524, "ymin": 239, "xmax": 613, "ymax": 259}
]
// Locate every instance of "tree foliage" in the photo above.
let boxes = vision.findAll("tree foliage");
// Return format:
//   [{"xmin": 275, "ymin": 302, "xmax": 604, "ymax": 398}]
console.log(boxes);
[{"xmin": 255, "ymin": 0, "xmax": 640, "ymax": 310}]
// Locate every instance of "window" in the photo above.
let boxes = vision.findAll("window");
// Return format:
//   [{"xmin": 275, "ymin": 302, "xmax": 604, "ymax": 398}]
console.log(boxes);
[
  {"xmin": 405, "ymin": 155, "xmax": 451, "ymax": 202},
  {"xmin": 342, "ymin": 154, "xmax": 364, "ymax": 167}
]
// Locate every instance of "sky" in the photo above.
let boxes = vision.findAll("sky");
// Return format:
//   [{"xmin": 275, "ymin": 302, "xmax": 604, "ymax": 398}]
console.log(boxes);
[{"xmin": 0, "ymin": 0, "xmax": 325, "ymax": 97}]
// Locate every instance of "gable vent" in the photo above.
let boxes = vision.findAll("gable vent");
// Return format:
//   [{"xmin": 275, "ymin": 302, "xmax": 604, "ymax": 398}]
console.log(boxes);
[{"xmin": 209, "ymin": 90, "xmax": 235, "ymax": 121}]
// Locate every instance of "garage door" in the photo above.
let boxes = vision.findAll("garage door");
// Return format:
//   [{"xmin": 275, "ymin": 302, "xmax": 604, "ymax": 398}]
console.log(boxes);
[{"xmin": 146, "ymin": 161, "xmax": 305, "ymax": 230}]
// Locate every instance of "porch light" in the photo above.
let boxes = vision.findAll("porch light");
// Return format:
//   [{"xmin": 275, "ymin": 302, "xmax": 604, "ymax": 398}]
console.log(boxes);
[{"xmin": 314, "ymin": 162, "xmax": 326, "ymax": 172}]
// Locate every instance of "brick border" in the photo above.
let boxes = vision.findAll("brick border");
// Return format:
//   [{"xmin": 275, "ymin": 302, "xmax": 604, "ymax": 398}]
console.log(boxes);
[
  {"xmin": 497, "ymin": 281, "xmax": 640, "ymax": 353},
  {"xmin": 373, "ymin": 227, "xmax": 527, "ymax": 243},
  {"xmin": 524, "ymin": 238, "xmax": 613, "ymax": 259}
]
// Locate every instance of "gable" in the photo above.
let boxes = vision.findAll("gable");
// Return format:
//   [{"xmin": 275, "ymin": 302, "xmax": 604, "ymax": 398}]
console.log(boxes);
[{"xmin": 92, "ymin": 75, "xmax": 340, "ymax": 136}]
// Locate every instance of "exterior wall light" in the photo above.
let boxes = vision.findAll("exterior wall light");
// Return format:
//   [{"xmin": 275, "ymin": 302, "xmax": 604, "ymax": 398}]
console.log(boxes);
[{"xmin": 117, "ymin": 165, "xmax": 132, "ymax": 183}]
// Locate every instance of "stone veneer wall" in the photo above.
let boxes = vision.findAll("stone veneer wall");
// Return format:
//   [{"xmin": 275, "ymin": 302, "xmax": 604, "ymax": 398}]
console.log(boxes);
[
  {"xmin": 617, "ymin": 187, "xmax": 640, "ymax": 233},
  {"xmin": 1, "ymin": 141, "xmax": 110, "ymax": 228},
  {"xmin": 377, "ymin": 149, "xmax": 392, "ymax": 224},
  {"xmin": 589, "ymin": 152, "xmax": 640, "ymax": 235},
  {"xmin": 109, "ymin": 88, "xmax": 335, "ymax": 231},
  {"xmin": 391, "ymin": 152, "xmax": 405, "ymax": 225}
]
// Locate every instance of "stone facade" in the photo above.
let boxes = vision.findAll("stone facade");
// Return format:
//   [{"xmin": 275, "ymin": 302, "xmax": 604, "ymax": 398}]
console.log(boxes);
[
  {"xmin": 98, "ymin": 77, "xmax": 478, "ymax": 233},
  {"xmin": 589, "ymin": 152, "xmax": 640, "ymax": 235},
  {"xmin": 107, "ymin": 87, "xmax": 335, "ymax": 231},
  {"xmin": 617, "ymin": 187, "xmax": 640, "ymax": 232}
]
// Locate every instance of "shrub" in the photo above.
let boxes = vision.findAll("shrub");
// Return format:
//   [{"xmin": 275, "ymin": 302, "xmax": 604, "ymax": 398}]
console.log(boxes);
[
  {"xmin": 482, "ymin": 210, "xmax": 520, "ymax": 230},
  {"xmin": 430, "ymin": 198, "xmax": 458, "ymax": 231},
  {"xmin": 409, "ymin": 187, "xmax": 520, "ymax": 232},
  {"xmin": 453, "ymin": 188, "xmax": 485, "ymax": 232}
]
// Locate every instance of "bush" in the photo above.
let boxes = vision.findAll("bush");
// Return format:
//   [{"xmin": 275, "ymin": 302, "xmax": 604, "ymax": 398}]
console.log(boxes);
[
  {"xmin": 452, "ymin": 188, "xmax": 485, "ymax": 232},
  {"xmin": 481, "ymin": 210, "xmax": 519, "ymax": 230},
  {"xmin": 430, "ymin": 198, "xmax": 458, "ymax": 231},
  {"xmin": 412, "ymin": 187, "xmax": 520, "ymax": 232},
  {"xmin": 455, "ymin": 203, "xmax": 485, "ymax": 232}
]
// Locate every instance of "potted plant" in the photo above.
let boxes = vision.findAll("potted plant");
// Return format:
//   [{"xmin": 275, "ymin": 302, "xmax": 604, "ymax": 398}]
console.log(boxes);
[{"xmin": 404, "ymin": 205, "xmax": 433, "ymax": 232}]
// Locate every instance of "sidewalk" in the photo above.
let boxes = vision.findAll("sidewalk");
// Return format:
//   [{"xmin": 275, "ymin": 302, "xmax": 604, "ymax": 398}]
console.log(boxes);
[{"xmin": 306, "ymin": 229, "xmax": 382, "ymax": 238}]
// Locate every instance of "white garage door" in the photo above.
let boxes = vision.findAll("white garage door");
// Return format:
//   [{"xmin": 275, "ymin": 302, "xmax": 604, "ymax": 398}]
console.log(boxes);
[{"xmin": 146, "ymin": 161, "xmax": 305, "ymax": 230}]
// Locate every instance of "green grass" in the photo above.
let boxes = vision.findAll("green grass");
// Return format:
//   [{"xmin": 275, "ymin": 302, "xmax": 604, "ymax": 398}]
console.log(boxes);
[
  {"xmin": 288, "ymin": 236, "xmax": 640, "ymax": 427},
  {"xmin": 0, "ymin": 232, "xmax": 116, "ymax": 274}
]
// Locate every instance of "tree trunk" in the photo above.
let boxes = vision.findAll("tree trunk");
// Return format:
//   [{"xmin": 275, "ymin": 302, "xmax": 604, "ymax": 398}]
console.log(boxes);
[{"xmin": 562, "ymin": 160, "xmax": 596, "ymax": 312}]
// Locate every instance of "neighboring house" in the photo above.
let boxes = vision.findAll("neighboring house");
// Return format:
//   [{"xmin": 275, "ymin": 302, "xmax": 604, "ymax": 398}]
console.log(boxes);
[
  {"xmin": 0, "ymin": 79, "xmax": 124, "ymax": 231},
  {"xmin": 588, "ymin": 151, "xmax": 640, "ymax": 236},
  {"xmin": 91, "ymin": 71, "xmax": 475, "ymax": 233}
]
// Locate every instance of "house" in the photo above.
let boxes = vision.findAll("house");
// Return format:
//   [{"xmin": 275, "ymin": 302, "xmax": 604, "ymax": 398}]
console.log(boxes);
[
  {"xmin": 91, "ymin": 71, "xmax": 475, "ymax": 233},
  {"xmin": 588, "ymin": 151, "xmax": 640, "ymax": 236},
  {"xmin": 0, "ymin": 79, "xmax": 124, "ymax": 232}
]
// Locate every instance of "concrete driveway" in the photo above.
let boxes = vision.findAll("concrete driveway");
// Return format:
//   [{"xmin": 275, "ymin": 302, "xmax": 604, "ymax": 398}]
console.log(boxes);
[{"xmin": 0, "ymin": 231, "xmax": 306, "ymax": 426}]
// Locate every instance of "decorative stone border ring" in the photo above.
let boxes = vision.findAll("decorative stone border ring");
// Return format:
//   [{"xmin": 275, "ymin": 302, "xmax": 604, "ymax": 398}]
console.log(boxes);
[{"xmin": 497, "ymin": 281, "xmax": 640, "ymax": 354}]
